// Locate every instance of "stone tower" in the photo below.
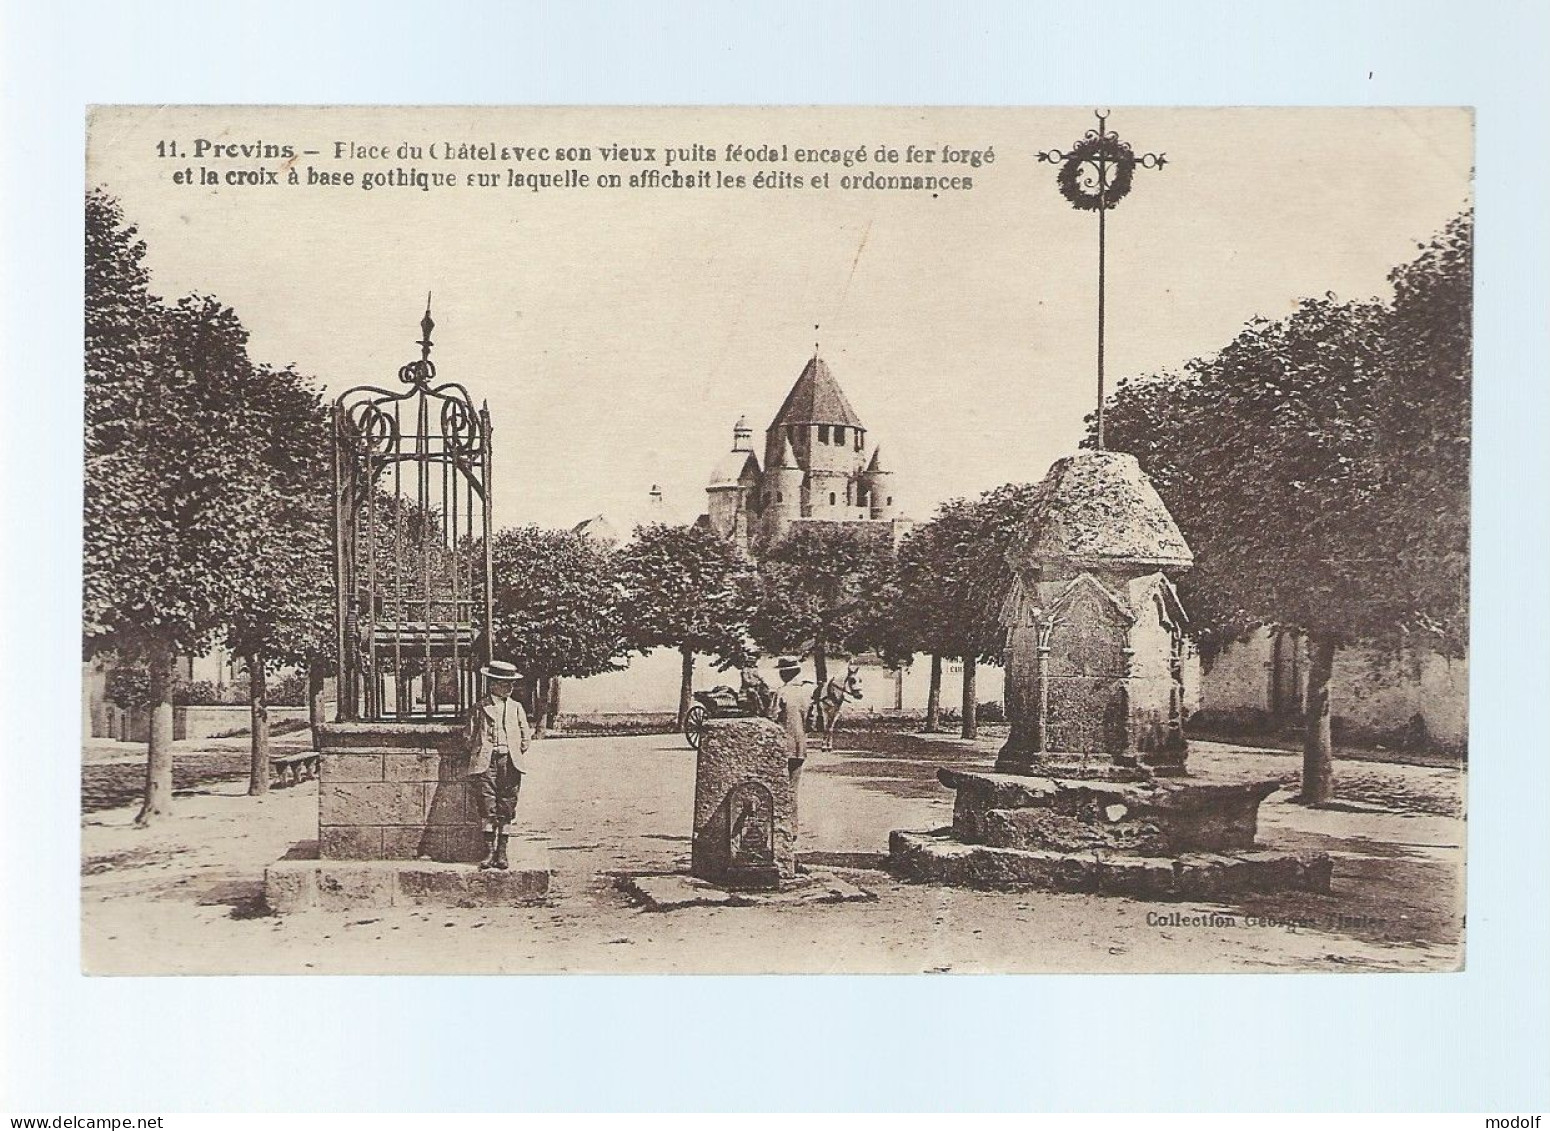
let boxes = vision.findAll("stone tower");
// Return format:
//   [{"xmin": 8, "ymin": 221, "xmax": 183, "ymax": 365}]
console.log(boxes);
[
  {"xmin": 861, "ymin": 445, "xmax": 896, "ymax": 520},
  {"xmin": 705, "ymin": 416, "xmax": 760, "ymax": 544},
  {"xmin": 702, "ymin": 352, "xmax": 910, "ymax": 555},
  {"xmin": 763, "ymin": 433, "xmax": 804, "ymax": 545}
]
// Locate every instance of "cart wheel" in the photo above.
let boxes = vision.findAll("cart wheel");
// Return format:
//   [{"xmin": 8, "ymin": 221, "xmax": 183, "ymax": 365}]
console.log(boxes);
[{"xmin": 684, "ymin": 704, "xmax": 708, "ymax": 750}]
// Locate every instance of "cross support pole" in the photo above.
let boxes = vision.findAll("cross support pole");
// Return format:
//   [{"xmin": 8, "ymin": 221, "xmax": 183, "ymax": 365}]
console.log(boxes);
[{"xmin": 1037, "ymin": 111, "xmax": 1167, "ymax": 452}]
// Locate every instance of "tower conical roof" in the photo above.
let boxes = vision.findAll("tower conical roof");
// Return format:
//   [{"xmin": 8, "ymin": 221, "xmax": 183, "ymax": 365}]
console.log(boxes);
[
  {"xmin": 1010, "ymin": 451, "xmax": 1193, "ymax": 571},
  {"xmin": 769, "ymin": 356, "xmax": 864, "ymax": 429},
  {"xmin": 772, "ymin": 434, "xmax": 800, "ymax": 469},
  {"xmin": 865, "ymin": 445, "xmax": 889, "ymax": 473},
  {"xmin": 709, "ymin": 449, "xmax": 760, "ymax": 488}
]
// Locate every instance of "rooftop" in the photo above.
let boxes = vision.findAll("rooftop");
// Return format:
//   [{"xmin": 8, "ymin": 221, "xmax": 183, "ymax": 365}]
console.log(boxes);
[
  {"xmin": 768, "ymin": 356, "xmax": 865, "ymax": 430},
  {"xmin": 1010, "ymin": 451, "xmax": 1193, "ymax": 571}
]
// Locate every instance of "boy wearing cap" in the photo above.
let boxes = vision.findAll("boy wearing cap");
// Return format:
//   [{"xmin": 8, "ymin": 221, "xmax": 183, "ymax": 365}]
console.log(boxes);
[{"xmin": 465, "ymin": 659, "xmax": 531, "ymax": 870}]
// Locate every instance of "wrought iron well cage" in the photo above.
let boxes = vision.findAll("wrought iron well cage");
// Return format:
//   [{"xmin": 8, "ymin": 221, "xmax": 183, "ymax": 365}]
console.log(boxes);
[{"xmin": 332, "ymin": 301, "xmax": 494, "ymax": 722}]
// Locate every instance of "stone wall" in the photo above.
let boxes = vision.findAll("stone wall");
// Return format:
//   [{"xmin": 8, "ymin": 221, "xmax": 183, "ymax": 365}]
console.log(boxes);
[
  {"xmin": 558, "ymin": 648, "xmax": 1003, "ymax": 718},
  {"xmin": 316, "ymin": 722, "xmax": 484, "ymax": 863},
  {"xmin": 1199, "ymin": 627, "xmax": 1468, "ymax": 748}
]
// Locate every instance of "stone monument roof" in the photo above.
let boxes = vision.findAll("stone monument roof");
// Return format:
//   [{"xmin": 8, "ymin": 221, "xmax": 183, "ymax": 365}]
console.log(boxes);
[
  {"xmin": 769, "ymin": 356, "xmax": 865, "ymax": 429},
  {"xmin": 1011, "ymin": 451, "xmax": 1193, "ymax": 571}
]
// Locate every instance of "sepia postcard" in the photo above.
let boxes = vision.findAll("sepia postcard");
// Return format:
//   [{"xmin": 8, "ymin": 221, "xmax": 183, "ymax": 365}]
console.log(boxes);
[{"xmin": 81, "ymin": 105, "xmax": 1471, "ymax": 975}]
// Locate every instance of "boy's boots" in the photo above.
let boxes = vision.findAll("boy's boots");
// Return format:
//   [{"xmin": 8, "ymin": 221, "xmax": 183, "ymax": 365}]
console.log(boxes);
[{"xmin": 478, "ymin": 830, "xmax": 498, "ymax": 870}]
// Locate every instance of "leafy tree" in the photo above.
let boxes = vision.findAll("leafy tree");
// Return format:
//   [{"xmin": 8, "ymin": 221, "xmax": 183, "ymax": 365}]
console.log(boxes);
[
  {"xmin": 222, "ymin": 367, "xmax": 331, "ymax": 792},
  {"xmin": 85, "ymin": 191, "xmax": 272, "ymax": 823},
  {"xmin": 1371, "ymin": 210, "xmax": 1472, "ymax": 658},
  {"xmin": 892, "ymin": 483, "xmax": 1039, "ymax": 737},
  {"xmin": 613, "ymin": 523, "xmax": 757, "ymax": 726},
  {"xmin": 1099, "ymin": 210, "xmax": 1471, "ymax": 802},
  {"xmin": 749, "ymin": 525, "xmax": 896, "ymax": 687},
  {"xmin": 488, "ymin": 525, "xmax": 628, "ymax": 735}
]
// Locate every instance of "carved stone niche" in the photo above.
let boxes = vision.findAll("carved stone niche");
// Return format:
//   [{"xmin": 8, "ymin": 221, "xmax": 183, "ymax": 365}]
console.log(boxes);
[{"xmin": 724, "ymin": 781, "xmax": 780, "ymax": 890}]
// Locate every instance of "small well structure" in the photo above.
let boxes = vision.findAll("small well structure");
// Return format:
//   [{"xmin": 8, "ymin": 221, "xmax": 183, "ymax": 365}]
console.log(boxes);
[{"xmin": 265, "ymin": 303, "xmax": 548, "ymax": 910}]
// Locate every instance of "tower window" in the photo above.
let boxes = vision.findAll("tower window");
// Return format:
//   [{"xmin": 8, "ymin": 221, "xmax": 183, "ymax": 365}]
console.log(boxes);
[
  {"xmin": 887, "ymin": 496, "xmax": 893, "ymax": 506},
  {"xmin": 829, "ymin": 492, "xmax": 837, "ymax": 506},
  {"xmin": 855, "ymin": 431, "xmax": 863, "ymax": 451},
  {"xmin": 777, "ymin": 492, "xmax": 784, "ymax": 503},
  {"xmin": 835, "ymin": 426, "xmax": 845, "ymax": 445},
  {"xmin": 818, "ymin": 424, "xmax": 830, "ymax": 443}
]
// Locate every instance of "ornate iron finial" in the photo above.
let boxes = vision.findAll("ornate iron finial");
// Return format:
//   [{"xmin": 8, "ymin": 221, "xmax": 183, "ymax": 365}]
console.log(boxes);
[
  {"xmin": 399, "ymin": 295, "xmax": 438, "ymax": 386},
  {"xmin": 419, "ymin": 293, "xmax": 435, "ymax": 361},
  {"xmin": 1037, "ymin": 110, "xmax": 1169, "ymax": 450}
]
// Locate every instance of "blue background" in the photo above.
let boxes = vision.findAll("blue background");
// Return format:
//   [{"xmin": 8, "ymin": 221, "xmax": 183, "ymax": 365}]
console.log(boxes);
[{"xmin": 2, "ymin": 0, "xmax": 1546, "ymax": 1113}]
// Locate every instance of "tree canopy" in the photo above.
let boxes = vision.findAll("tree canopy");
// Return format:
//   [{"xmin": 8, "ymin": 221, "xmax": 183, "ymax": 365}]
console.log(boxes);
[
  {"xmin": 750, "ymin": 524, "xmax": 896, "ymax": 679},
  {"xmin": 891, "ymin": 483, "xmax": 1041, "ymax": 664},
  {"xmin": 1098, "ymin": 209, "xmax": 1471, "ymax": 657},
  {"xmin": 613, "ymin": 523, "xmax": 758, "ymax": 667},
  {"xmin": 85, "ymin": 194, "xmax": 270, "ymax": 661},
  {"xmin": 1096, "ymin": 208, "xmax": 1472, "ymax": 801},
  {"xmin": 488, "ymin": 525, "xmax": 628, "ymax": 683}
]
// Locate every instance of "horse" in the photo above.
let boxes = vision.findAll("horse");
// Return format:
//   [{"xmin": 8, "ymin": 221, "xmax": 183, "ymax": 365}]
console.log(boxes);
[{"xmin": 808, "ymin": 663, "xmax": 863, "ymax": 750}]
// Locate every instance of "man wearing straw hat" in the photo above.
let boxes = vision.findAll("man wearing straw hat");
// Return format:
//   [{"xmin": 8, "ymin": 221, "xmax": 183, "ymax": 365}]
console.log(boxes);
[{"xmin": 465, "ymin": 659, "xmax": 531, "ymax": 870}]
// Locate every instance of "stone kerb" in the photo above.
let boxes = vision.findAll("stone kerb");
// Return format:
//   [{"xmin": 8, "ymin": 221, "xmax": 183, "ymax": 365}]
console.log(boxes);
[
  {"xmin": 316, "ymin": 721, "xmax": 483, "ymax": 863},
  {"xmin": 691, "ymin": 717, "xmax": 799, "ymax": 888}
]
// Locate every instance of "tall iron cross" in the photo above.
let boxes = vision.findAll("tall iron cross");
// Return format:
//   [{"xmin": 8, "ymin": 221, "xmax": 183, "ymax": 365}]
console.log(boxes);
[{"xmin": 1038, "ymin": 111, "xmax": 1167, "ymax": 451}]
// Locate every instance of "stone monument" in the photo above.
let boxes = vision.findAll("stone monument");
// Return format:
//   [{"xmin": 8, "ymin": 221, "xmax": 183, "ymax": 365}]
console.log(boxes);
[
  {"xmin": 998, "ymin": 450, "xmax": 1193, "ymax": 776},
  {"xmin": 889, "ymin": 451, "xmax": 1331, "ymax": 898},
  {"xmin": 265, "ymin": 302, "xmax": 549, "ymax": 911},
  {"xmin": 691, "ymin": 717, "xmax": 800, "ymax": 890}
]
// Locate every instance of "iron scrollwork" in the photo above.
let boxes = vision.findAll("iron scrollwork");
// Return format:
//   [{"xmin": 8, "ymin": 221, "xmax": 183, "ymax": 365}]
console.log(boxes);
[{"xmin": 331, "ymin": 297, "xmax": 495, "ymax": 723}]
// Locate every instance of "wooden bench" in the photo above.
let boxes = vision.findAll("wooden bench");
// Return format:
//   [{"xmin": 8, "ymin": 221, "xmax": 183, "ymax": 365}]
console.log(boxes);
[{"xmin": 270, "ymin": 751, "xmax": 321, "ymax": 787}]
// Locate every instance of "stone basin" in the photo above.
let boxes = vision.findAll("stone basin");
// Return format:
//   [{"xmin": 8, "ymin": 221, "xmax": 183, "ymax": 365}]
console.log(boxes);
[{"xmin": 939, "ymin": 767, "xmax": 1290, "ymax": 857}]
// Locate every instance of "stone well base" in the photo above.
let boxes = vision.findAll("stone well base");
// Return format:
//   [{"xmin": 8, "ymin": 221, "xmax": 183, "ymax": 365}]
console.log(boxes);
[
  {"xmin": 888, "ymin": 764, "xmax": 1331, "ymax": 898},
  {"xmin": 622, "ymin": 869, "xmax": 874, "ymax": 912},
  {"xmin": 889, "ymin": 830, "xmax": 1331, "ymax": 897},
  {"xmin": 264, "ymin": 841, "xmax": 551, "ymax": 912}
]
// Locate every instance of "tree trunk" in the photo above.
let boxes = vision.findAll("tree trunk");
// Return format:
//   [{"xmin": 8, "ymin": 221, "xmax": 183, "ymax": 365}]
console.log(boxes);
[
  {"xmin": 961, "ymin": 653, "xmax": 978, "ymax": 740},
  {"xmin": 307, "ymin": 660, "xmax": 327, "ymax": 750},
  {"xmin": 134, "ymin": 636, "xmax": 176, "ymax": 826},
  {"xmin": 677, "ymin": 646, "xmax": 695, "ymax": 729},
  {"xmin": 547, "ymin": 676, "xmax": 562, "ymax": 734},
  {"xmin": 248, "ymin": 653, "xmax": 270, "ymax": 796},
  {"xmin": 1298, "ymin": 633, "xmax": 1337, "ymax": 805},
  {"xmin": 531, "ymin": 676, "xmax": 551, "ymax": 738},
  {"xmin": 924, "ymin": 653, "xmax": 943, "ymax": 732}
]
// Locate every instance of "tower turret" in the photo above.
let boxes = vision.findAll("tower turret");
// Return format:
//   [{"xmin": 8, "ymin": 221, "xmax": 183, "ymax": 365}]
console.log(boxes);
[
  {"xmin": 761, "ymin": 433, "xmax": 804, "ymax": 544},
  {"xmin": 706, "ymin": 417, "xmax": 761, "ymax": 545},
  {"xmin": 861, "ymin": 445, "xmax": 897, "ymax": 519}
]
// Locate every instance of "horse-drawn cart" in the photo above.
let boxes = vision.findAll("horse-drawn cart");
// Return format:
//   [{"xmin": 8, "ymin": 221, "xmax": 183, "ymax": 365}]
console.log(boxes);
[{"xmin": 683, "ymin": 685, "xmax": 758, "ymax": 750}]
